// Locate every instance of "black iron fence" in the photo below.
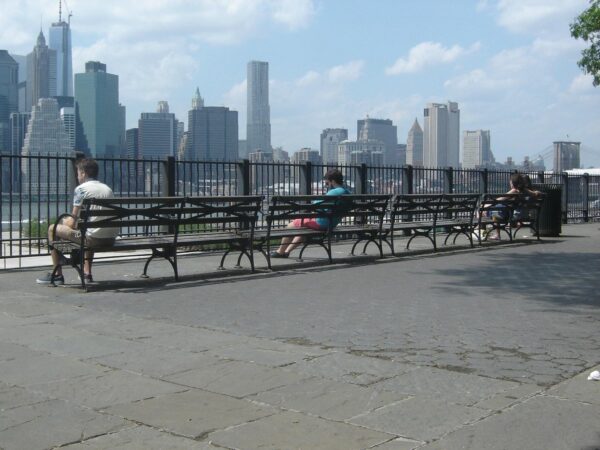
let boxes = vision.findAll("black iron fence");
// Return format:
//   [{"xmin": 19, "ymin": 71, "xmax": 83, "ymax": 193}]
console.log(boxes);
[{"xmin": 1, "ymin": 154, "xmax": 599, "ymax": 262}]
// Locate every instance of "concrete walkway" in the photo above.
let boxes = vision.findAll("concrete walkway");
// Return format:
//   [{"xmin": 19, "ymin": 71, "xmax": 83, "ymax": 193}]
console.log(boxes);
[{"xmin": 0, "ymin": 224, "xmax": 599, "ymax": 449}]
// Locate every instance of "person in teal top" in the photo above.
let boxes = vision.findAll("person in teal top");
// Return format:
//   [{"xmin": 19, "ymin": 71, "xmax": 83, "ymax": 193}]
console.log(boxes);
[{"xmin": 271, "ymin": 168, "xmax": 350, "ymax": 258}]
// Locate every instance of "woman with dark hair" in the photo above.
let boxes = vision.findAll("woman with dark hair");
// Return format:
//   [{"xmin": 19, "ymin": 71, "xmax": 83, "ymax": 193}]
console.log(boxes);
[{"xmin": 270, "ymin": 168, "xmax": 350, "ymax": 258}]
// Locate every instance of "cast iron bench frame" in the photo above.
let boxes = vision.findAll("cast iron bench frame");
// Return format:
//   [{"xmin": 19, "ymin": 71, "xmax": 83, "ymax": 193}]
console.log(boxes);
[{"xmin": 49, "ymin": 195, "xmax": 263, "ymax": 290}]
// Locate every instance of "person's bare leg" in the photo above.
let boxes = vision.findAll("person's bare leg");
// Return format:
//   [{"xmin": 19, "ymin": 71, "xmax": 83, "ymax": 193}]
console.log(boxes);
[
  {"xmin": 84, "ymin": 250, "xmax": 93, "ymax": 276},
  {"xmin": 47, "ymin": 216, "xmax": 77, "ymax": 276},
  {"xmin": 283, "ymin": 236, "xmax": 305, "ymax": 255},
  {"xmin": 275, "ymin": 222, "xmax": 300, "ymax": 254}
]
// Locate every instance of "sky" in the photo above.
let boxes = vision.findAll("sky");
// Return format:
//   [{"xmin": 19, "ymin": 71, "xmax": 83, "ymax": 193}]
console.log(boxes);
[{"xmin": 2, "ymin": 0, "xmax": 600, "ymax": 167}]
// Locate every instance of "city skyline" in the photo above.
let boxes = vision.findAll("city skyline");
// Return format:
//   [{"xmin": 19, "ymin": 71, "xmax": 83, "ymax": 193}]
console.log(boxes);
[{"xmin": 2, "ymin": 0, "xmax": 600, "ymax": 167}]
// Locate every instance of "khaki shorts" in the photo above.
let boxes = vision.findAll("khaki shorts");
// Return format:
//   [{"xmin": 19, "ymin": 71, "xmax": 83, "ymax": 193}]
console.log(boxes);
[{"xmin": 64, "ymin": 229, "xmax": 115, "ymax": 248}]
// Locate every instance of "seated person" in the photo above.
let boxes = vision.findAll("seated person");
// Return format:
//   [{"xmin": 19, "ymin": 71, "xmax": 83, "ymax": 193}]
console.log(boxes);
[
  {"xmin": 476, "ymin": 172, "xmax": 525, "ymax": 241},
  {"xmin": 270, "ymin": 168, "xmax": 350, "ymax": 258},
  {"xmin": 36, "ymin": 158, "xmax": 119, "ymax": 285},
  {"xmin": 513, "ymin": 174, "xmax": 542, "ymax": 226}
]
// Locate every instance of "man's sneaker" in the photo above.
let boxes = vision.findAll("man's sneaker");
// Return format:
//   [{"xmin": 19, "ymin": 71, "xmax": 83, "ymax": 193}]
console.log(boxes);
[
  {"xmin": 36, "ymin": 272, "xmax": 64, "ymax": 285},
  {"xmin": 269, "ymin": 251, "xmax": 289, "ymax": 259}
]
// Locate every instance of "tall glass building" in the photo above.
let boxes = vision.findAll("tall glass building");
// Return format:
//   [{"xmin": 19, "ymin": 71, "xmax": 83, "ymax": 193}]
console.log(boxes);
[
  {"xmin": 49, "ymin": 17, "xmax": 73, "ymax": 97},
  {"xmin": 75, "ymin": 62, "xmax": 124, "ymax": 158},
  {"xmin": 246, "ymin": 61, "xmax": 271, "ymax": 154},
  {"xmin": 0, "ymin": 50, "xmax": 19, "ymax": 153}
]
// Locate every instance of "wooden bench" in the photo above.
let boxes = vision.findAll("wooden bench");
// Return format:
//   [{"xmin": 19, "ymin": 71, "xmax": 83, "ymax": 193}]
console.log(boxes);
[
  {"xmin": 382, "ymin": 194, "xmax": 479, "ymax": 254},
  {"xmin": 256, "ymin": 194, "xmax": 389, "ymax": 269},
  {"xmin": 49, "ymin": 195, "xmax": 263, "ymax": 290}
]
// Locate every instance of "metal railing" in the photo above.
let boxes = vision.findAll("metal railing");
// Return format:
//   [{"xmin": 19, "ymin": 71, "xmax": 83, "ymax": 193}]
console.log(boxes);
[{"xmin": 1, "ymin": 154, "xmax": 599, "ymax": 263}]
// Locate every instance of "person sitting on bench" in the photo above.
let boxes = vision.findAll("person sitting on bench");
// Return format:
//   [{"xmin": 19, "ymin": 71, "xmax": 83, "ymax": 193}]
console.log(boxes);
[
  {"xmin": 270, "ymin": 168, "xmax": 350, "ymax": 258},
  {"xmin": 36, "ymin": 158, "xmax": 118, "ymax": 285}
]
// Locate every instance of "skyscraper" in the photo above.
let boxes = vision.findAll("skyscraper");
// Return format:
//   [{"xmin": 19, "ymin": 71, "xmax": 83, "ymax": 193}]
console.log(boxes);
[
  {"xmin": 75, "ymin": 61, "xmax": 124, "ymax": 158},
  {"xmin": 357, "ymin": 117, "xmax": 398, "ymax": 165},
  {"xmin": 187, "ymin": 90, "xmax": 238, "ymax": 161},
  {"xmin": 60, "ymin": 106, "xmax": 75, "ymax": 150},
  {"xmin": 138, "ymin": 102, "xmax": 179, "ymax": 159},
  {"xmin": 0, "ymin": 50, "xmax": 19, "ymax": 152},
  {"xmin": 320, "ymin": 128, "xmax": 348, "ymax": 163},
  {"xmin": 49, "ymin": 3, "xmax": 73, "ymax": 97},
  {"xmin": 553, "ymin": 141, "xmax": 580, "ymax": 172},
  {"xmin": 21, "ymin": 98, "xmax": 74, "ymax": 194},
  {"xmin": 26, "ymin": 31, "xmax": 57, "ymax": 112},
  {"xmin": 423, "ymin": 102, "xmax": 460, "ymax": 168},
  {"xmin": 246, "ymin": 61, "xmax": 271, "ymax": 153},
  {"xmin": 406, "ymin": 118, "xmax": 423, "ymax": 166},
  {"xmin": 462, "ymin": 130, "xmax": 492, "ymax": 169}
]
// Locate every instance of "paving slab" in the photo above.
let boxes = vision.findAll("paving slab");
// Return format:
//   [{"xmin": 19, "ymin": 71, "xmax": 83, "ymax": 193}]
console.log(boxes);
[
  {"xmin": 0, "ymin": 352, "xmax": 109, "ymax": 386},
  {"xmin": 62, "ymin": 425, "xmax": 215, "ymax": 449},
  {"xmin": 419, "ymin": 395, "xmax": 600, "ymax": 450},
  {"xmin": 205, "ymin": 336, "xmax": 332, "ymax": 367},
  {"xmin": 27, "ymin": 369, "xmax": 187, "ymax": 409},
  {"xmin": 372, "ymin": 366, "xmax": 521, "ymax": 406},
  {"xmin": 349, "ymin": 396, "xmax": 490, "ymax": 442},
  {"xmin": 370, "ymin": 437, "xmax": 425, "ymax": 450},
  {"xmin": 209, "ymin": 410, "xmax": 394, "ymax": 450},
  {"xmin": 0, "ymin": 383, "xmax": 50, "ymax": 411},
  {"xmin": 253, "ymin": 376, "xmax": 409, "ymax": 421},
  {"xmin": 547, "ymin": 364, "xmax": 600, "ymax": 405},
  {"xmin": 105, "ymin": 389, "xmax": 275, "ymax": 439},
  {"xmin": 90, "ymin": 345, "xmax": 225, "ymax": 378},
  {"xmin": 0, "ymin": 398, "xmax": 128, "ymax": 450},
  {"xmin": 164, "ymin": 360, "xmax": 308, "ymax": 397},
  {"xmin": 21, "ymin": 329, "xmax": 146, "ymax": 359},
  {"xmin": 288, "ymin": 351, "xmax": 416, "ymax": 385}
]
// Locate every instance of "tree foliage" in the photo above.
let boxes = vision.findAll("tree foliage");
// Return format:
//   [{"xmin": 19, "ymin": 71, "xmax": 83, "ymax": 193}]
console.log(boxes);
[{"xmin": 571, "ymin": 0, "xmax": 600, "ymax": 86}]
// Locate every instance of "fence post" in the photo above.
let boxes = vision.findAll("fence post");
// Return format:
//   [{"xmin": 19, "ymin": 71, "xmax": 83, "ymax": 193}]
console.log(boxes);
[
  {"xmin": 444, "ymin": 167, "xmax": 453, "ymax": 194},
  {"xmin": 480, "ymin": 168, "xmax": 488, "ymax": 194},
  {"xmin": 402, "ymin": 165, "xmax": 413, "ymax": 195},
  {"xmin": 299, "ymin": 161, "xmax": 312, "ymax": 195},
  {"xmin": 561, "ymin": 172, "xmax": 569, "ymax": 224},
  {"xmin": 161, "ymin": 156, "xmax": 176, "ymax": 197},
  {"xmin": 582, "ymin": 173, "xmax": 589, "ymax": 222},
  {"xmin": 537, "ymin": 170, "xmax": 545, "ymax": 184},
  {"xmin": 236, "ymin": 159, "xmax": 250, "ymax": 196},
  {"xmin": 354, "ymin": 163, "xmax": 367, "ymax": 194}
]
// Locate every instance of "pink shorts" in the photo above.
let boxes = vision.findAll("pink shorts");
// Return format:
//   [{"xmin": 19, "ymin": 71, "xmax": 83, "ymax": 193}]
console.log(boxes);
[{"xmin": 292, "ymin": 218, "xmax": 325, "ymax": 230}]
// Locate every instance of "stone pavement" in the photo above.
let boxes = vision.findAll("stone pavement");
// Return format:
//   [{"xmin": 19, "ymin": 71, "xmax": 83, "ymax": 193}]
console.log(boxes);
[{"xmin": 0, "ymin": 224, "xmax": 599, "ymax": 449}]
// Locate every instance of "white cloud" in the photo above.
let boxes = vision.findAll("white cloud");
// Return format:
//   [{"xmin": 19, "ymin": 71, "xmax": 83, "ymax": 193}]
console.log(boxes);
[
  {"xmin": 495, "ymin": 0, "xmax": 588, "ymax": 34},
  {"xmin": 327, "ymin": 60, "xmax": 365, "ymax": 82},
  {"xmin": 385, "ymin": 41, "xmax": 480, "ymax": 75},
  {"xmin": 296, "ymin": 70, "xmax": 320, "ymax": 86},
  {"xmin": 568, "ymin": 74, "xmax": 595, "ymax": 93},
  {"xmin": 444, "ymin": 69, "xmax": 515, "ymax": 92},
  {"xmin": 269, "ymin": 0, "xmax": 316, "ymax": 30}
]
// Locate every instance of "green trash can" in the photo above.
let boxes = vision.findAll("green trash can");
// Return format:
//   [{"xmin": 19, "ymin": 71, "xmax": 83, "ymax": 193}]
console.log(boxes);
[{"xmin": 533, "ymin": 184, "xmax": 562, "ymax": 237}]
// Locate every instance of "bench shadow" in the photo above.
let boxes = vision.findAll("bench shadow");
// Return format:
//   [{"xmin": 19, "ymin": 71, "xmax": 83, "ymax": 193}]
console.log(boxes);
[
  {"xmin": 70, "ymin": 239, "xmax": 555, "ymax": 295},
  {"xmin": 429, "ymin": 249, "xmax": 600, "ymax": 308}
]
